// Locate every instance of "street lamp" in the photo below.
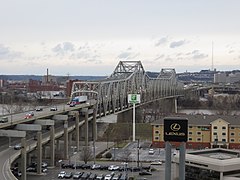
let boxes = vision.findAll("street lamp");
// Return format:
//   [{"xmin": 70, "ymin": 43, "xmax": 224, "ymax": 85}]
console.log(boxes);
[{"xmin": 58, "ymin": 160, "xmax": 63, "ymax": 171}]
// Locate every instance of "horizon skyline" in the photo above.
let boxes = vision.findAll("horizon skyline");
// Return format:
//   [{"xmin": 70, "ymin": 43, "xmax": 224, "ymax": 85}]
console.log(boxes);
[{"xmin": 1, "ymin": 1, "xmax": 240, "ymax": 76}]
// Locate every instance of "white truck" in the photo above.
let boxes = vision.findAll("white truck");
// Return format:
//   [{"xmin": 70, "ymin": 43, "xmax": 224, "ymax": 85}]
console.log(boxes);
[{"xmin": 72, "ymin": 96, "xmax": 88, "ymax": 104}]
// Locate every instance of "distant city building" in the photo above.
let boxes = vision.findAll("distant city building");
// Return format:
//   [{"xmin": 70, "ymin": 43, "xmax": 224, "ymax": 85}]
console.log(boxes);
[{"xmin": 214, "ymin": 72, "xmax": 240, "ymax": 84}]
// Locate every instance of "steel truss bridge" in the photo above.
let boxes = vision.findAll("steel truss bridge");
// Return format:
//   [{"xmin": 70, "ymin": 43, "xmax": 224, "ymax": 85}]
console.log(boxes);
[{"xmin": 71, "ymin": 61, "xmax": 183, "ymax": 115}]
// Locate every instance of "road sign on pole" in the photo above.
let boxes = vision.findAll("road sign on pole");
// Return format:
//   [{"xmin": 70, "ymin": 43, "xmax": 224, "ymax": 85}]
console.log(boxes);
[{"xmin": 128, "ymin": 94, "xmax": 140, "ymax": 142}]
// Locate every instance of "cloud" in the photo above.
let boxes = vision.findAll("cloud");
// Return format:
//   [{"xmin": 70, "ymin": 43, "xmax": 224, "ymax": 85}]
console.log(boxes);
[
  {"xmin": 155, "ymin": 37, "xmax": 168, "ymax": 47},
  {"xmin": 0, "ymin": 44, "xmax": 22, "ymax": 60},
  {"xmin": 191, "ymin": 50, "xmax": 208, "ymax": 59},
  {"xmin": 170, "ymin": 40, "xmax": 186, "ymax": 48},
  {"xmin": 117, "ymin": 48, "xmax": 139, "ymax": 60},
  {"xmin": 52, "ymin": 42, "xmax": 75, "ymax": 55}
]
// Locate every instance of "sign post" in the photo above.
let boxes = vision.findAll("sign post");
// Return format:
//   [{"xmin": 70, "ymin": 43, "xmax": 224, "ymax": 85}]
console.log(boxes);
[
  {"xmin": 128, "ymin": 94, "xmax": 140, "ymax": 142},
  {"xmin": 164, "ymin": 117, "xmax": 188, "ymax": 180}
]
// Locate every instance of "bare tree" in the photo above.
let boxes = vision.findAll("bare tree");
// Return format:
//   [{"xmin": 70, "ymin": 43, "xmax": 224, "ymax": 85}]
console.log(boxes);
[
  {"xmin": 121, "ymin": 148, "xmax": 132, "ymax": 163},
  {"xmin": 80, "ymin": 146, "xmax": 93, "ymax": 164}
]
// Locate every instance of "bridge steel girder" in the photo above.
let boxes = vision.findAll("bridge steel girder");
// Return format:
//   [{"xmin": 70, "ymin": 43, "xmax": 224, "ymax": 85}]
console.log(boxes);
[{"xmin": 70, "ymin": 61, "xmax": 181, "ymax": 121}]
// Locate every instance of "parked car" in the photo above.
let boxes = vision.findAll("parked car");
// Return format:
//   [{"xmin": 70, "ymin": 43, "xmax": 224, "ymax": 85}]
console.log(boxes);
[
  {"xmin": 96, "ymin": 174, "xmax": 104, "ymax": 180},
  {"xmin": 88, "ymin": 173, "xmax": 97, "ymax": 180},
  {"xmin": 73, "ymin": 171, "xmax": 82, "ymax": 179},
  {"xmin": 64, "ymin": 172, "xmax": 73, "ymax": 179},
  {"xmin": 150, "ymin": 160, "xmax": 162, "ymax": 165},
  {"xmin": 108, "ymin": 165, "xmax": 119, "ymax": 171},
  {"xmin": 91, "ymin": 164, "xmax": 101, "ymax": 170},
  {"xmin": 58, "ymin": 171, "xmax": 66, "ymax": 178},
  {"xmin": 139, "ymin": 171, "xmax": 152, "ymax": 176},
  {"xmin": 104, "ymin": 173, "xmax": 115, "ymax": 180},
  {"xmin": 112, "ymin": 173, "xmax": 122, "ymax": 180},
  {"xmin": 81, "ymin": 172, "xmax": 91, "ymax": 179},
  {"xmin": 0, "ymin": 116, "xmax": 8, "ymax": 123}
]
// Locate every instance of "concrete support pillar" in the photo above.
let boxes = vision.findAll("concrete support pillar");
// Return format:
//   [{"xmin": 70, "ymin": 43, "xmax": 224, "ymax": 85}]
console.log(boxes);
[
  {"xmin": 220, "ymin": 172, "xmax": 223, "ymax": 180},
  {"xmin": 64, "ymin": 120, "xmax": 69, "ymax": 160},
  {"xmin": 42, "ymin": 146, "xmax": 46, "ymax": 159},
  {"xmin": 75, "ymin": 112, "xmax": 80, "ymax": 152},
  {"xmin": 93, "ymin": 107, "xmax": 97, "ymax": 141},
  {"xmin": 50, "ymin": 125, "xmax": 55, "ymax": 167},
  {"xmin": 165, "ymin": 141, "xmax": 172, "ymax": 180},
  {"xmin": 85, "ymin": 109, "xmax": 89, "ymax": 146},
  {"xmin": 69, "ymin": 133, "xmax": 73, "ymax": 146},
  {"xmin": 173, "ymin": 162, "xmax": 179, "ymax": 180},
  {"xmin": 174, "ymin": 98, "xmax": 178, "ymax": 113},
  {"xmin": 56, "ymin": 139, "xmax": 60, "ymax": 151},
  {"xmin": 37, "ymin": 131, "xmax": 42, "ymax": 175},
  {"xmin": 21, "ymin": 137, "xmax": 27, "ymax": 180}
]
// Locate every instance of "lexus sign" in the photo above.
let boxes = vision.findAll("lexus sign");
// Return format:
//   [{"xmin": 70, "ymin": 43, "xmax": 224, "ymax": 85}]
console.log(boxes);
[{"xmin": 164, "ymin": 117, "xmax": 188, "ymax": 142}]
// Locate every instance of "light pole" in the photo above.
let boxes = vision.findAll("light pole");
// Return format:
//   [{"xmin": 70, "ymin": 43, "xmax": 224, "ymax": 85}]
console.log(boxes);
[
  {"xmin": 137, "ymin": 139, "xmax": 140, "ymax": 167},
  {"xmin": 58, "ymin": 160, "xmax": 62, "ymax": 171}
]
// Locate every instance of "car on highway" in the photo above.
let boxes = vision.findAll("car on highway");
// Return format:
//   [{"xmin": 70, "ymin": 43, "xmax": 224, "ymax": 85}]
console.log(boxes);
[
  {"xmin": 58, "ymin": 171, "xmax": 66, "ymax": 178},
  {"xmin": 14, "ymin": 144, "xmax": 22, "ymax": 150},
  {"xmin": 24, "ymin": 113, "xmax": 33, "ymax": 119},
  {"xmin": 50, "ymin": 107, "xmax": 57, "ymax": 111},
  {"xmin": 35, "ymin": 107, "xmax": 43, "ymax": 111},
  {"xmin": 148, "ymin": 148, "xmax": 154, "ymax": 155},
  {"xmin": 0, "ymin": 116, "xmax": 8, "ymax": 123}
]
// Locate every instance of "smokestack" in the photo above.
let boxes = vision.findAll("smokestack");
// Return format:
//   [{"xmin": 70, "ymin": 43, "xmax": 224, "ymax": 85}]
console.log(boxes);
[{"xmin": 47, "ymin": 68, "xmax": 49, "ymax": 83}]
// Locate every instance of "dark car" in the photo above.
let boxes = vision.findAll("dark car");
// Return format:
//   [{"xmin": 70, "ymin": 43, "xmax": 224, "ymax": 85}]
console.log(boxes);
[
  {"xmin": 81, "ymin": 172, "xmax": 91, "ymax": 179},
  {"xmin": 81, "ymin": 164, "xmax": 91, "ymax": 169},
  {"xmin": 64, "ymin": 172, "xmax": 73, "ymax": 179},
  {"xmin": 139, "ymin": 171, "xmax": 152, "ymax": 176},
  {"xmin": 88, "ymin": 173, "xmax": 97, "ymax": 180},
  {"xmin": 35, "ymin": 108, "xmax": 43, "ymax": 111}
]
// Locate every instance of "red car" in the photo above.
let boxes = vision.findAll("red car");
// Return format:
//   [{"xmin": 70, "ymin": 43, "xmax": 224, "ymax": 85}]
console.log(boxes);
[{"xmin": 24, "ymin": 113, "xmax": 32, "ymax": 119}]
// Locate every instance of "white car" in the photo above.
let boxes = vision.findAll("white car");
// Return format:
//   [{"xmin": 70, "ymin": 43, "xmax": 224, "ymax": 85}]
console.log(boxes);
[
  {"xmin": 150, "ymin": 160, "xmax": 162, "ymax": 165},
  {"xmin": 50, "ymin": 107, "xmax": 57, "ymax": 111},
  {"xmin": 58, "ymin": 171, "xmax": 66, "ymax": 178},
  {"xmin": 108, "ymin": 165, "xmax": 119, "ymax": 171},
  {"xmin": 148, "ymin": 148, "xmax": 154, "ymax": 155}
]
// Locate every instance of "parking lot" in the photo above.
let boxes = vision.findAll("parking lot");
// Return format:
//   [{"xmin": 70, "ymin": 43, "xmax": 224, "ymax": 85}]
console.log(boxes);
[
  {"xmin": 15, "ymin": 141, "xmax": 178, "ymax": 179},
  {"xmin": 27, "ymin": 161, "xmax": 165, "ymax": 180}
]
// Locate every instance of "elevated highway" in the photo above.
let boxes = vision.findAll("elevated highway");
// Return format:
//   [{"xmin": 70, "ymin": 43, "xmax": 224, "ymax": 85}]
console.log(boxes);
[{"xmin": 0, "ymin": 61, "xmax": 183, "ymax": 180}]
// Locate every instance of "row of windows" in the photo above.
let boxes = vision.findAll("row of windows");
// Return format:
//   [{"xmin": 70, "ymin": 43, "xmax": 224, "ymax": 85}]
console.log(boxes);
[
  {"xmin": 155, "ymin": 132, "xmax": 239, "ymax": 136},
  {"xmin": 155, "ymin": 126, "xmax": 237, "ymax": 130},
  {"xmin": 154, "ymin": 137, "xmax": 239, "ymax": 142},
  {"xmin": 213, "ymin": 132, "xmax": 237, "ymax": 136}
]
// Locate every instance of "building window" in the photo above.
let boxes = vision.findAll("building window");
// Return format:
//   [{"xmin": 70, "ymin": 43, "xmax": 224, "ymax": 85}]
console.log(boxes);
[
  {"xmin": 231, "ymin": 139, "xmax": 235, "ymax": 142},
  {"xmin": 222, "ymin": 132, "xmax": 226, "ymax": 136},
  {"xmin": 188, "ymin": 138, "xmax": 192, "ymax": 141},
  {"xmin": 155, "ymin": 130, "xmax": 159, "ymax": 134},
  {"xmin": 189, "ymin": 132, "xmax": 192, "ymax": 135},
  {"xmin": 231, "ymin": 127, "xmax": 235, "ymax": 130},
  {"xmin": 214, "ymin": 126, "xmax": 217, "ymax": 129},
  {"xmin": 197, "ymin": 138, "xmax": 201, "ymax": 141},
  {"xmin": 189, "ymin": 126, "xmax": 192, "ymax": 128},
  {"xmin": 197, "ymin": 126, "xmax": 201, "ymax": 129},
  {"xmin": 155, "ymin": 125, "xmax": 159, "ymax": 128},
  {"xmin": 155, "ymin": 136, "xmax": 159, "ymax": 140},
  {"xmin": 222, "ymin": 126, "xmax": 226, "ymax": 130},
  {"xmin": 231, "ymin": 133, "xmax": 235, "ymax": 136},
  {"xmin": 197, "ymin": 132, "xmax": 201, "ymax": 135},
  {"xmin": 213, "ymin": 132, "xmax": 217, "ymax": 135},
  {"xmin": 222, "ymin": 139, "xmax": 226, "ymax": 142}
]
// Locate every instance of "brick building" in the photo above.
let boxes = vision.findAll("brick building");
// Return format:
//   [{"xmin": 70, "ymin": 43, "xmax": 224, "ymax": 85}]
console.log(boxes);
[{"xmin": 152, "ymin": 114, "xmax": 240, "ymax": 149}]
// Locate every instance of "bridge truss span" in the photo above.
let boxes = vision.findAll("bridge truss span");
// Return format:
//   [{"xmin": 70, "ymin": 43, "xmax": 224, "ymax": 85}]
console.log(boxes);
[{"xmin": 71, "ymin": 61, "xmax": 182, "ymax": 116}]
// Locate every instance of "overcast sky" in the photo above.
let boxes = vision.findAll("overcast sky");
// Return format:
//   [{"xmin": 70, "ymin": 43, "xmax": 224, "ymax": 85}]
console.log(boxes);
[{"xmin": 0, "ymin": 0, "xmax": 240, "ymax": 76}]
